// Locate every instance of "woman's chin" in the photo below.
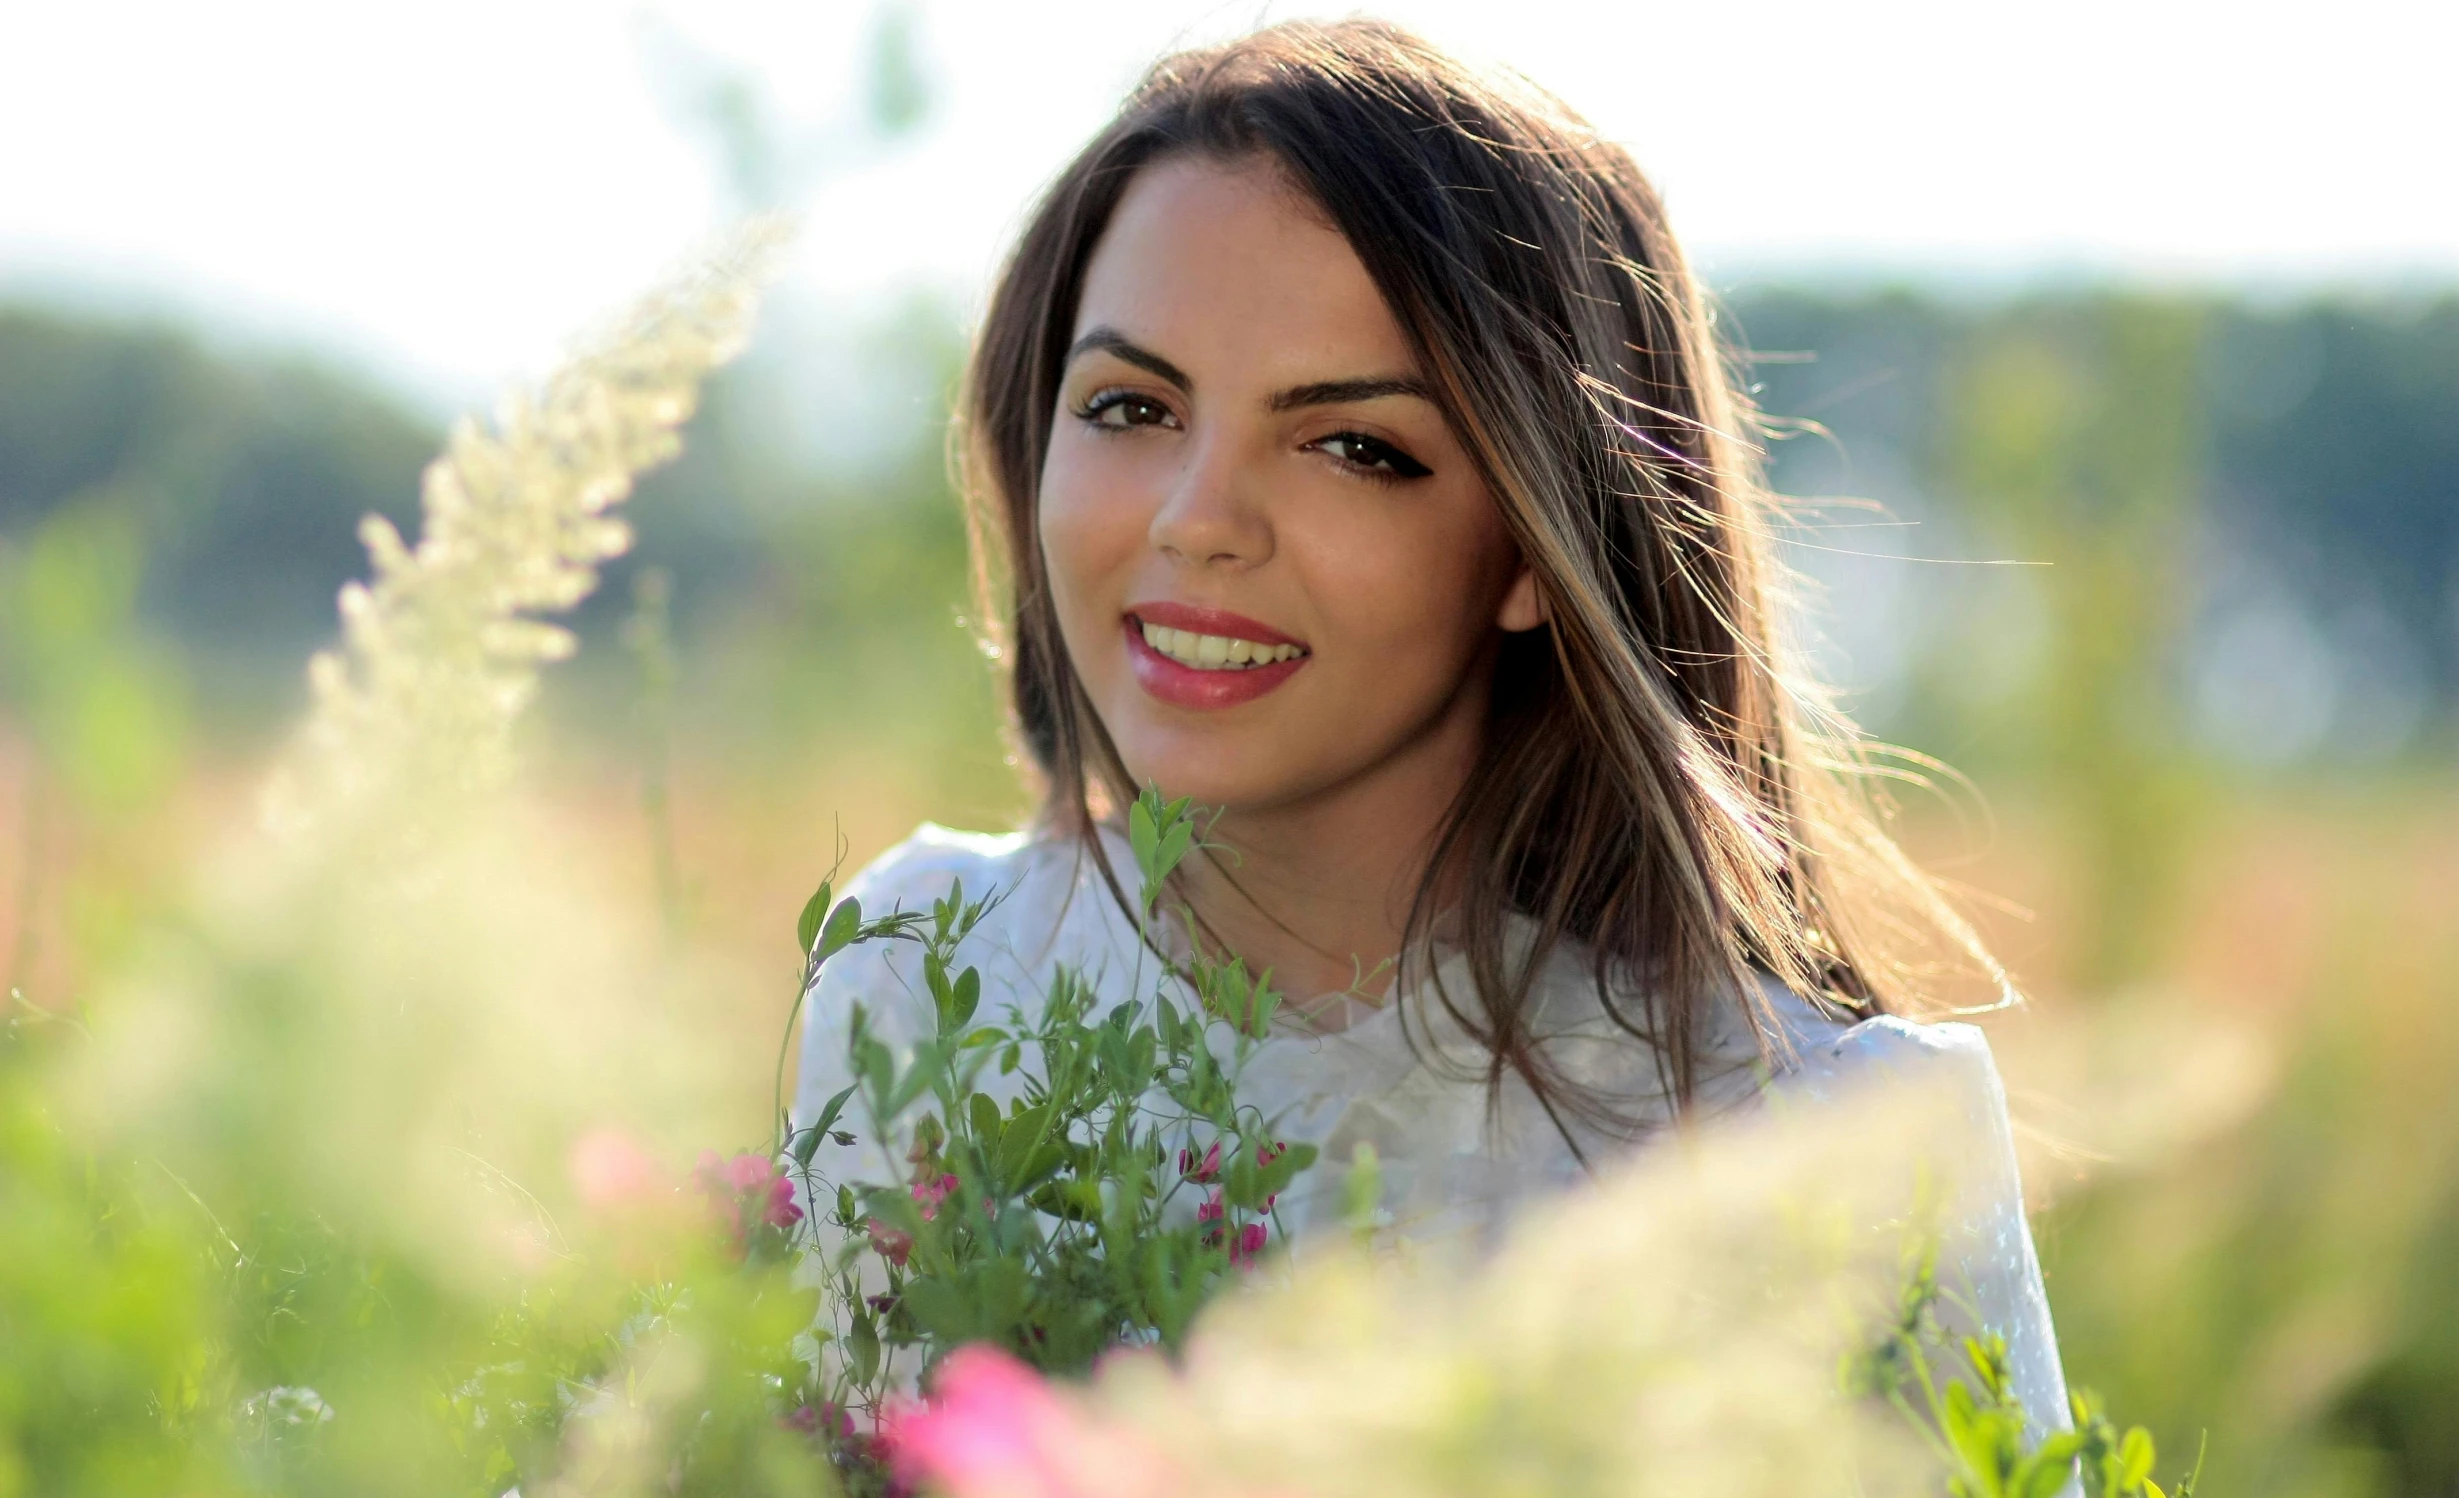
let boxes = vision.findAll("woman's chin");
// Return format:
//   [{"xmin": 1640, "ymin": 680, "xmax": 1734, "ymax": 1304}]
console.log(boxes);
[{"xmin": 1111, "ymin": 731, "xmax": 1305, "ymax": 816}]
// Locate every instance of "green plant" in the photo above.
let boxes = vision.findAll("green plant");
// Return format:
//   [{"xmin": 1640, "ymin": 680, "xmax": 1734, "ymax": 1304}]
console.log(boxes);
[
  {"xmin": 1851, "ymin": 1242, "xmax": 2206, "ymax": 1498},
  {"xmin": 770, "ymin": 786, "xmax": 1318, "ymax": 1484}
]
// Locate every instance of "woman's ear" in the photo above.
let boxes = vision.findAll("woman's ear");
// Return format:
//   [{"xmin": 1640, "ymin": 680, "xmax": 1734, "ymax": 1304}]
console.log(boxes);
[{"xmin": 1496, "ymin": 564, "xmax": 1548, "ymax": 633}]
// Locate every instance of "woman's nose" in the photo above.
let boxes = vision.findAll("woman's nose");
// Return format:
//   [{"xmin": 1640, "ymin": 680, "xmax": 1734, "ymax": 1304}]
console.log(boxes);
[{"xmin": 1147, "ymin": 430, "xmax": 1273, "ymax": 569}]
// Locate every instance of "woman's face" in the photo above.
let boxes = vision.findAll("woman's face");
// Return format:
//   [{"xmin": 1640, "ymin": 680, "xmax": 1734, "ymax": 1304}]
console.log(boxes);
[{"xmin": 1038, "ymin": 154, "xmax": 1541, "ymax": 815}]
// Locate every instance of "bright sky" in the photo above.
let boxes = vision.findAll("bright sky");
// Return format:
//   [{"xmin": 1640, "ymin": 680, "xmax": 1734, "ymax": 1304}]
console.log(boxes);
[{"xmin": 4, "ymin": 0, "xmax": 2453, "ymax": 403}]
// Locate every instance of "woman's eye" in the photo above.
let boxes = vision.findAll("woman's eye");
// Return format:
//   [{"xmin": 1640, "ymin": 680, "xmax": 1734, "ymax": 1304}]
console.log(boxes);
[
  {"xmin": 1313, "ymin": 432, "xmax": 1432, "ymax": 480},
  {"xmin": 1078, "ymin": 391, "xmax": 1177, "ymax": 429}
]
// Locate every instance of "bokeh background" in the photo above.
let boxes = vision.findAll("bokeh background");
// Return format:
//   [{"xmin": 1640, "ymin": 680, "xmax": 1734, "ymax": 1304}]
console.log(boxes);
[{"xmin": 3, "ymin": 2, "xmax": 2456, "ymax": 1493}]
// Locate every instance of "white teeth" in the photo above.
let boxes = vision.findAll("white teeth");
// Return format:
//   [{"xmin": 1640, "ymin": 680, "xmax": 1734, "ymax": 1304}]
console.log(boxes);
[{"xmin": 1137, "ymin": 619, "xmax": 1307, "ymax": 671}]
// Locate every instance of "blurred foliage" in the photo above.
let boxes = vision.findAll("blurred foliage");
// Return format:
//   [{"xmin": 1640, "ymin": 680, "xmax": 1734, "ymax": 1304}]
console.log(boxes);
[
  {"xmin": 1750, "ymin": 290, "xmax": 2459, "ymax": 747},
  {"xmin": 0, "ymin": 307, "xmax": 431, "ymax": 727},
  {"xmin": 1, "ymin": 272, "xmax": 2457, "ymax": 1494}
]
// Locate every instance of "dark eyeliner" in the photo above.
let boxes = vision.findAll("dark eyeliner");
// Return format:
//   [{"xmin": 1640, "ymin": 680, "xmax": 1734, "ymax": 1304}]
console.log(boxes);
[{"xmin": 1318, "ymin": 431, "xmax": 1432, "ymax": 481}]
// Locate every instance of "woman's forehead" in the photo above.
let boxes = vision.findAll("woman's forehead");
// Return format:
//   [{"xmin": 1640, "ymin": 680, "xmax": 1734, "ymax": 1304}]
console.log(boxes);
[{"xmin": 1070, "ymin": 155, "xmax": 1417, "ymax": 387}]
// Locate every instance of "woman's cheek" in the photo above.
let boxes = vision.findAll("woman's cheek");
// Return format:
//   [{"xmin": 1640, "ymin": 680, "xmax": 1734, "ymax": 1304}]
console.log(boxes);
[
  {"xmin": 1037, "ymin": 461, "xmax": 1136, "ymax": 662},
  {"xmin": 1308, "ymin": 508, "xmax": 1488, "ymax": 695}
]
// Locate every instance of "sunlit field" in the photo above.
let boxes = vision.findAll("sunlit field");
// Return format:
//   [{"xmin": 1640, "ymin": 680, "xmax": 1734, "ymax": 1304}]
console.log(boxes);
[{"xmin": 2, "ymin": 190, "xmax": 2454, "ymax": 1491}]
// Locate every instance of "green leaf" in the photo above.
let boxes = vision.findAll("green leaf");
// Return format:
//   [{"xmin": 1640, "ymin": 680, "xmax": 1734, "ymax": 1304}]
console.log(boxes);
[
  {"xmin": 973, "ymin": 1257, "xmax": 1030, "ymax": 1340},
  {"xmin": 1256, "ymin": 1140, "xmax": 1317, "ymax": 1199},
  {"xmin": 1129, "ymin": 790, "xmax": 1160, "ymax": 888},
  {"xmin": 968, "ymin": 1092, "xmax": 1003, "ymax": 1151},
  {"xmin": 2118, "ymin": 1428, "xmax": 2156, "ymax": 1490},
  {"xmin": 1096, "ymin": 1024, "xmax": 1132, "ymax": 1090},
  {"xmin": 1156, "ymin": 819, "xmax": 1194, "ymax": 885},
  {"xmin": 2015, "ymin": 1449, "xmax": 2076, "ymax": 1498},
  {"xmin": 1940, "ymin": 1382, "xmax": 1989, "ymax": 1475},
  {"xmin": 796, "ymin": 880, "xmax": 833, "ymax": 956},
  {"xmin": 1223, "ymin": 1151, "xmax": 1263, "ymax": 1211},
  {"xmin": 952, "ymin": 966, "xmax": 981, "ymax": 1029},
  {"xmin": 848, "ymin": 1312, "xmax": 881, "ymax": 1384},
  {"xmin": 995, "ymin": 1102, "xmax": 1054, "ymax": 1181},
  {"xmin": 1131, "ymin": 785, "xmax": 1205, "ymax": 911},
  {"xmin": 1009, "ymin": 1141, "xmax": 1068, "ymax": 1197},
  {"xmin": 818, "ymin": 895, "xmax": 864, "ymax": 963},
  {"xmin": 1246, "ymin": 971, "xmax": 1283, "ymax": 1036},
  {"xmin": 899, "ymin": 1278, "xmax": 967, "ymax": 1342},
  {"xmin": 1026, "ymin": 1179, "xmax": 1100, "ymax": 1222},
  {"xmin": 886, "ymin": 1042, "xmax": 945, "ymax": 1117},
  {"xmin": 810, "ymin": 1083, "xmax": 857, "ymax": 1143}
]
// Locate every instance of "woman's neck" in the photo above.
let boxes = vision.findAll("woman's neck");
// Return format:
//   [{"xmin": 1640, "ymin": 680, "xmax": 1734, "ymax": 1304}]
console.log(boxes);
[{"xmin": 1164, "ymin": 689, "xmax": 1485, "ymax": 1021}]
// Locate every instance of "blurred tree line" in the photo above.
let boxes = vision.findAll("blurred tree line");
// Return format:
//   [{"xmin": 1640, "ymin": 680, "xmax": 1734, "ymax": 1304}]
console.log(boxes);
[
  {"xmin": 6, "ymin": 288, "xmax": 2454, "ymax": 749},
  {"xmin": 0, "ymin": 294, "xmax": 998, "ymax": 768},
  {"xmin": 1743, "ymin": 290, "xmax": 2458, "ymax": 756}
]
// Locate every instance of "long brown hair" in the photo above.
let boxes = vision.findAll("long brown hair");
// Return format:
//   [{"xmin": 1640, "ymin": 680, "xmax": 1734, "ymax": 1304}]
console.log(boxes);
[{"xmin": 959, "ymin": 19, "xmax": 2007, "ymax": 1138}]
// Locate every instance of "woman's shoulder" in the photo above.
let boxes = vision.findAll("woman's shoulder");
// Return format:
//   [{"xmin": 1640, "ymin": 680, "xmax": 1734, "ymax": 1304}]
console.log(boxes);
[
  {"xmin": 1760, "ymin": 1007, "xmax": 2027, "ymax": 1199},
  {"xmin": 1770, "ymin": 1006, "xmax": 2067, "ymax": 1433},
  {"xmin": 1779, "ymin": 1008, "xmax": 2011, "ymax": 1108},
  {"xmin": 1682, "ymin": 981, "xmax": 2015, "ymax": 1125}
]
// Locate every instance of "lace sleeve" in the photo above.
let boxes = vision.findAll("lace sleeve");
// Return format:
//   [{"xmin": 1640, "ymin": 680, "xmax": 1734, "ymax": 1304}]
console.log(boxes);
[{"xmin": 1776, "ymin": 1015, "xmax": 2073, "ymax": 1439}]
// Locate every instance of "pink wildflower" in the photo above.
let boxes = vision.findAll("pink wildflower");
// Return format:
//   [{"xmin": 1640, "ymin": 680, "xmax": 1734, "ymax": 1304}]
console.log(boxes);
[
  {"xmin": 1231, "ymin": 1221, "xmax": 1268, "ymax": 1268},
  {"xmin": 785, "ymin": 1401, "xmax": 856, "ymax": 1441},
  {"xmin": 569, "ymin": 1128, "xmax": 665, "ymax": 1211},
  {"xmin": 1178, "ymin": 1141, "xmax": 1222, "ymax": 1183},
  {"xmin": 1195, "ymin": 1189, "xmax": 1224, "ymax": 1225},
  {"xmin": 694, "ymin": 1150, "xmax": 803, "ymax": 1253},
  {"xmin": 913, "ymin": 1172, "xmax": 961, "ymax": 1221},
  {"xmin": 878, "ymin": 1345, "xmax": 1173, "ymax": 1498},
  {"xmin": 868, "ymin": 1218, "xmax": 914, "ymax": 1267}
]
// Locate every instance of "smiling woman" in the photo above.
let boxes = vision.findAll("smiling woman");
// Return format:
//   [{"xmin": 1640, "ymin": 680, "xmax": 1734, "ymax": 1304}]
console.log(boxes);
[
  {"xmin": 1040, "ymin": 155, "xmax": 1544, "ymax": 881},
  {"xmin": 794, "ymin": 15, "xmax": 2070, "ymax": 1436}
]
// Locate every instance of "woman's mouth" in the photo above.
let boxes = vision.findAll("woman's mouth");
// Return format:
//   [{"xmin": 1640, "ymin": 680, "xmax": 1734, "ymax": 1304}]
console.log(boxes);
[
  {"xmin": 1135, "ymin": 618, "xmax": 1306, "ymax": 670},
  {"xmin": 1122, "ymin": 606, "xmax": 1310, "ymax": 710}
]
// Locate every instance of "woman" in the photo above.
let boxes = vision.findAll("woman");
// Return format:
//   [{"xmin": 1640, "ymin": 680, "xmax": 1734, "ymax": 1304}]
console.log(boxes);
[{"xmin": 797, "ymin": 18, "xmax": 2066, "ymax": 1431}]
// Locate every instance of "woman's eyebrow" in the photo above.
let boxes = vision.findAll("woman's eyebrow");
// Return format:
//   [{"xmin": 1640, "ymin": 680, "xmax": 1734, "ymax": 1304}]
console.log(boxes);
[
  {"xmin": 1065, "ymin": 327, "xmax": 1191, "ymax": 392},
  {"xmin": 1268, "ymin": 375, "xmax": 1432, "ymax": 411},
  {"xmin": 1064, "ymin": 329, "xmax": 1431, "ymax": 411}
]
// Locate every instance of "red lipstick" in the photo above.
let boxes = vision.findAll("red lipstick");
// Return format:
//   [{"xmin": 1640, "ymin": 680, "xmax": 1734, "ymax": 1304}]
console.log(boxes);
[
  {"xmin": 1122, "ymin": 604, "xmax": 1310, "ymax": 711},
  {"xmin": 1129, "ymin": 601, "xmax": 1307, "ymax": 646}
]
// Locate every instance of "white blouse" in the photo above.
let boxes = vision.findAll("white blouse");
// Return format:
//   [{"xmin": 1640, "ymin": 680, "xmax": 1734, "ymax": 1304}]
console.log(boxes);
[{"xmin": 792, "ymin": 822, "xmax": 2070, "ymax": 1434}]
